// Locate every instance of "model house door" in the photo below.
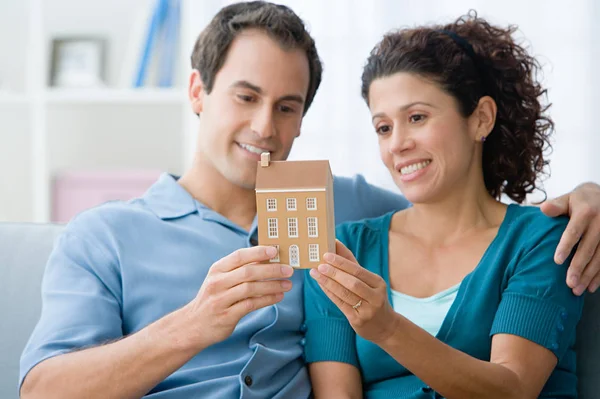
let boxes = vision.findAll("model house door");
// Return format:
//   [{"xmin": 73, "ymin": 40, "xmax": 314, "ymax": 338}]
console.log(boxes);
[{"xmin": 289, "ymin": 245, "xmax": 300, "ymax": 267}]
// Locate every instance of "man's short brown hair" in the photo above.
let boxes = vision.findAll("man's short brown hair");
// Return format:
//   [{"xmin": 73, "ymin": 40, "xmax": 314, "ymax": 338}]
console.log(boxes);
[{"xmin": 191, "ymin": 1, "xmax": 323, "ymax": 115}]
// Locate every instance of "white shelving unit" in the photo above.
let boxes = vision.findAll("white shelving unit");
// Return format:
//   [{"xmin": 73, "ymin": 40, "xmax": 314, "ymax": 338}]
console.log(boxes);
[
  {"xmin": 44, "ymin": 88, "xmax": 187, "ymax": 104},
  {"xmin": 0, "ymin": 0, "xmax": 199, "ymax": 223},
  {"xmin": 0, "ymin": 93, "xmax": 29, "ymax": 105}
]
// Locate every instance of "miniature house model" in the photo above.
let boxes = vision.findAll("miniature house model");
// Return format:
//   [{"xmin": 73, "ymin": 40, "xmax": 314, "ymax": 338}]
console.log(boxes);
[{"xmin": 255, "ymin": 153, "xmax": 336, "ymax": 269}]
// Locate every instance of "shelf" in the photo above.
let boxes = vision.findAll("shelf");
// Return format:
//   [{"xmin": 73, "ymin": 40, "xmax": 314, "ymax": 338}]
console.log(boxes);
[
  {"xmin": 0, "ymin": 92, "xmax": 29, "ymax": 105},
  {"xmin": 0, "ymin": 0, "xmax": 195, "ymax": 224},
  {"xmin": 44, "ymin": 88, "xmax": 187, "ymax": 105}
]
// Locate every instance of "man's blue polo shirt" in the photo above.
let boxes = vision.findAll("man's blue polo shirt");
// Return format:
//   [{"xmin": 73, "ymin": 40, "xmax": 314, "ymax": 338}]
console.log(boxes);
[{"xmin": 20, "ymin": 173, "xmax": 409, "ymax": 398}]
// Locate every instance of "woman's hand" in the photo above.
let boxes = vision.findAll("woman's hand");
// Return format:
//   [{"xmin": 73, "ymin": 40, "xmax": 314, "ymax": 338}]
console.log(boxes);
[{"xmin": 309, "ymin": 240, "xmax": 398, "ymax": 344}]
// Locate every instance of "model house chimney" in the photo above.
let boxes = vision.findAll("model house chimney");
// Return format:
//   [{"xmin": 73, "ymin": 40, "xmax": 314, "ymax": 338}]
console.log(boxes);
[{"xmin": 261, "ymin": 152, "xmax": 270, "ymax": 167}]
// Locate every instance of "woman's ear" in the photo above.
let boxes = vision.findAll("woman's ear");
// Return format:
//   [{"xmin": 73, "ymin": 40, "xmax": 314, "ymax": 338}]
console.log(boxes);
[
  {"xmin": 472, "ymin": 96, "xmax": 497, "ymax": 141},
  {"xmin": 189, "ymin": 69, "xmax": 205, "ymax": 115}
]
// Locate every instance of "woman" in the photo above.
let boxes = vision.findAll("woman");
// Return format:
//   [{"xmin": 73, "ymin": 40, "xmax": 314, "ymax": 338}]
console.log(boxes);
[{"xmin": 304, "ymin": 12, "xmax": 583, "ymax": 399}]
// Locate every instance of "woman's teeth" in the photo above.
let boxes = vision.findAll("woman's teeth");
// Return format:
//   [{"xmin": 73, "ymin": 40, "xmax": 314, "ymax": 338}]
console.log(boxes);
[{"xmin": 400, "ymin": 160, "xmax": 431, "ymax": 175}]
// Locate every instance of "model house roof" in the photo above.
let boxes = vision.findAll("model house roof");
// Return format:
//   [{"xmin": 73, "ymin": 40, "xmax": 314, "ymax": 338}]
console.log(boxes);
[{"xmin": 255, "ymin": 160, "xmax": 332, "ymax": 191}]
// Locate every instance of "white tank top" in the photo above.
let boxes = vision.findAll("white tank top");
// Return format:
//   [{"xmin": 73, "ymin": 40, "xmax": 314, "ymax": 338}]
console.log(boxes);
[{"xmin": 390, "ymin": 283, "xmax": 460, "ymax": 337}]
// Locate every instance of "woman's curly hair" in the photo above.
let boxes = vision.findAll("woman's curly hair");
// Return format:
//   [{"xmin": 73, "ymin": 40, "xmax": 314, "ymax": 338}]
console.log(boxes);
[{"xmin": 361, "ymin": 11, "xmax": 553, "ymax": 203}]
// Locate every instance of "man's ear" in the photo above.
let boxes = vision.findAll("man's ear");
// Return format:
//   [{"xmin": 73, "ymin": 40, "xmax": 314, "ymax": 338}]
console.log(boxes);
[
  {"xmin": 189, "ymin": 69, "xmax": 205, "ymax": 115},
  {"xmin": 471, "ymin": 96, "xmax": 497, "ymax": 141}
]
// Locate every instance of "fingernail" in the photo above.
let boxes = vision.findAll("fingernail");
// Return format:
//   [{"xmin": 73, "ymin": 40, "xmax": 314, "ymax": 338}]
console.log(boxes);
[
  {"xmin": 569, "ymin": 275, "xmax": 579, "ymax": 286},
  {"xmin": 574, "ymin": 284, "xmax": 586, "ymax": 296},
  {"xmin": 590, "ymin": 283, "xmax": 598, "ymax": 293},
  {"xmin": 267, "ymin": 246, "xmax": 277, "ymax": 257},
  {"xmin": 309, "ymin": 268, "xmax": 320, "ymax": 278},
  {"xmin": 281, "ymin": 280, "xmax": 292, "ymax": 290},
  {"xmin": 323, "ymin": 253, "xmax": 334, "ymax": 262},
  {"xmin": 281, "ymin": 265, "xmax": 294, "ymax": 276},
  {"xmin": 318, "ymin": 263, "xmax": 329, "ymax": 273},
  {"xmin": 555, "ymin": 252, "xmax": 565, "ymax": 264}
]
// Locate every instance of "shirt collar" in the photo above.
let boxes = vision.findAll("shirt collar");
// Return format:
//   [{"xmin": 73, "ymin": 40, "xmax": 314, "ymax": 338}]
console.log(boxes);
[
  {"xmin": 143, "ymin": 173, "xmax": 198, "ymax": 220},
  {"xmin": 143, "ymin": 173, "xmax": 260, "ymax": 239}
]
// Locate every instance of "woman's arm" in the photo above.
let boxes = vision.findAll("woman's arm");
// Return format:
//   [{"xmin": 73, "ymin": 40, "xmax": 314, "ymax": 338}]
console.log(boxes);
[
  {"xmin": 309, "ymin": 362, "xmax": 363, "ymax": 399},
  {"xmin": 311, "ymin": 235, "xmax": 582, "ymax": 399},
  {"xmin": 376, "ymin": 314, "xmax": 555, "ymax": 398},
  {"xmin": 312, "ymin": 257, "xmax": 554, "ymax": 398},
  {"xmin": 303, "ymin": 227, "xmax": 366, "ymax": 399}
]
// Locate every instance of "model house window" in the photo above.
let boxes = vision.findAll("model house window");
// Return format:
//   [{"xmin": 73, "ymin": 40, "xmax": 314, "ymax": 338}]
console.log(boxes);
[
  {"xmin": 267, "ymin": 198, "xmax": 277, "ymax": 211},
  {"xmin": 288, "ymin": 218, "xmax": 298, "ymax": 238},
  {"xmin": 307, "ymin": 217, "xmax": 318, "ymax": 237},
  {"xmin": 286, "ymin": 198, "xmax": 297, "ymax": 211},
  {"xmin": 306, "ymin": 197, "xmax": 317, "ymax": 210},
  {"xmin": 269, "ymin": 245, "xmax": 280, "ymax": 262},
  {"xmin": 309, "ymin": 244, "xmax": 320, "ymax": 262},
  {"xmin": 289, "ymin": 245, "xmax": 300, "ymax": 267},
  {"xmin": 268, "ymin": 218, "xmax": 278, "ymax": 238}
]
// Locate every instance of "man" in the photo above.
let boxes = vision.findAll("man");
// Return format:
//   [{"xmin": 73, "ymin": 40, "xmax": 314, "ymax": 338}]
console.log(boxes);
[{"xmin": 19, "ymin": 2, "xmax": 600, "ymax": 398}]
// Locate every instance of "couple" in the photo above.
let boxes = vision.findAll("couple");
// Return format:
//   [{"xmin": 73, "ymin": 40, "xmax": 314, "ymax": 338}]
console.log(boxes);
[{"xmin": 20, "ymin": 2, "xmax": 600, "ymax": 398}]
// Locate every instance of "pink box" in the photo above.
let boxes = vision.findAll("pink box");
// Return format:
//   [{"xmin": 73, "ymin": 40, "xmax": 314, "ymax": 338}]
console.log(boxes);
[{"xmin": 52, "ymin": 170, "xmax": 162, "ymax": 223}]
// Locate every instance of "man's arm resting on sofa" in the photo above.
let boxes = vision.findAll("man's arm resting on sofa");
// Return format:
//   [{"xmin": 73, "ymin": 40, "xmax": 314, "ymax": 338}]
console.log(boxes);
[
  {"xmin": 21, "ymin": 305, "xmax": 208, "ymax": 399},
  {"xmin": 21, "ymin": 246, "xmax": 293, "ymax": 399}
]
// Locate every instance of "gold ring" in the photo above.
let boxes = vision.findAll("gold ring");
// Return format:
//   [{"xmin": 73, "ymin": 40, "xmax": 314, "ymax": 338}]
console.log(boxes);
[{"xmin": 352, "ymin": 300, "xmax": 362, "ymax": 309}]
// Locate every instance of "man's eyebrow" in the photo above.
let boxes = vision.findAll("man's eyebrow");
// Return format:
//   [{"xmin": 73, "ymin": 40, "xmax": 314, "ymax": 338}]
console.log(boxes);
[
  {"xmin": 232, "ymin": 80, "xmax": 263, "ymax": 93},
  {"xmin": 278, "ymin": 94, "xmax": 304, "ymax": 104},
  {"xmin": 231, "ymin": 80, "xmax": 304, "ymax": 104}
]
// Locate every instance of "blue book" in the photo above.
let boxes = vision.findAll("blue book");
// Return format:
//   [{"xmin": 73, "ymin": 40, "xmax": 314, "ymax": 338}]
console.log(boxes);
[
  {"xmin": 134, "ymin": 0, "xmax": 169, "ymax": 87},
  {"xmin": 157, "ymin": 0, "xmax": 181, "ymax": 87}
]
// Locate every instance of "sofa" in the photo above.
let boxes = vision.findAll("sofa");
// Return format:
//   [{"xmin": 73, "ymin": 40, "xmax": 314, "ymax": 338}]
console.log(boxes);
[
  {"xmin": 1, "ymin": 222, "xmax": 599, "ymax": 398},
  {"xmin": 1, "ymin": 223, "xmax": 64, "ymax": 399}
]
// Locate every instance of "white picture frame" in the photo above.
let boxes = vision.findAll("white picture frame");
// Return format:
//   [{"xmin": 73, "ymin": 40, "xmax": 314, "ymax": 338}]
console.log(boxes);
[{"xmin": 50, "ymin": 37, "xmax": 106, "ymax": 88}]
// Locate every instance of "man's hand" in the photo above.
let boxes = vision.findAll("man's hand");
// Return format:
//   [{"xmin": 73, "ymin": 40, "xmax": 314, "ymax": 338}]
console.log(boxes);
[
  {"xmin": 540, "ymin": 182, "xmax": 600, "ymax": 295},
  {"xmin": 185, "ymin": 246, "xmax": 294, "ymax": 347}
]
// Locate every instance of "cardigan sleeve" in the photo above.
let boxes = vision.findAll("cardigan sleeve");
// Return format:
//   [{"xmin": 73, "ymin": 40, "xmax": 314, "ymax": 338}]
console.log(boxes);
[
  {"xmin": 303, "ymin": 222, "xmax": 360, "ymax": 368},
  {"xmin": 490, "ymin": 215, "xmax": 584, "ymax": 361}
]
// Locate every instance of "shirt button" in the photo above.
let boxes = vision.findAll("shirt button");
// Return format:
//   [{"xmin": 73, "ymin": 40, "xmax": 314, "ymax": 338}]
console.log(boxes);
[
  {"xmin": 244, "ymin": 375, "xmax": 253, "ymax": 387},
  {"xmin": 561, "ymin": 311, "xmax": 568, "ymax": 320},
  {"xmin": 300, "ymin": 338, "xmax": 306, "ymax": 346},
  {"xmin": 557, "ymin": 323, "xmax": 565, "ymax": 332},
  {"xmin": 300, "ymin": 323, "xmax": 307, "ymax": 333},
  {"xmin": 550, "ymin": 343, "xmax": 559, "ymax": 351}
]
